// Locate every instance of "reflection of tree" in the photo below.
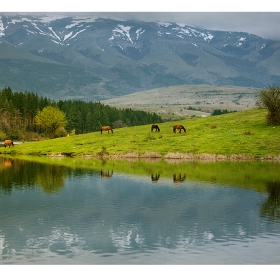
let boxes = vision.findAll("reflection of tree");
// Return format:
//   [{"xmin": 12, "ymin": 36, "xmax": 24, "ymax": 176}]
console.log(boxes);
[
  {"xmin": 36, "ymin": 165, "xmax": 67, "ymax": 193},
  {"xmin": 0, "ymin": 158, "xmax": 67, "ymax": 194},
  {"xmin": 260, "ymin": 181, "xmax": 280, "ymax": 220}
]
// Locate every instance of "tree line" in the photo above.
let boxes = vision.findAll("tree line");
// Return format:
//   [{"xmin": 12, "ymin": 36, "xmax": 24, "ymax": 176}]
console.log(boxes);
[{"xmin": 0, "ymin": 87, "xmax": 162, "ymax": 140}]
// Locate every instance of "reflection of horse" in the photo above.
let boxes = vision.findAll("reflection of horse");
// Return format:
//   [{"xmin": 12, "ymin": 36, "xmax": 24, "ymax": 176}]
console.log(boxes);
[
  {"xmin": 151, "ymin": 124, "xmax": 160, "ymax": 132},
  {"xmin": 4, "ymin": 158, "xmax": 13, "ymax": 167},
  {"xmin": 173, "ymin": 174, "xmax": 186, "ymax": 183},
  {"xmin": 101, "ymin": 170, "xmax": 113, "ymax": 179},
  {"xmin": 151, "ymin": 174, "xmax": 160, "ymax": 182},
  {"xmin": 173, "ymin": 125, "xmax": 186, "ymax": 133},
  {"xmin": 101, "ymin": 126, "xmax": 113, "ymax": 134},
  {"xmin": 4, "ymin": 140, "xmax": 14, "ymax": 148}
]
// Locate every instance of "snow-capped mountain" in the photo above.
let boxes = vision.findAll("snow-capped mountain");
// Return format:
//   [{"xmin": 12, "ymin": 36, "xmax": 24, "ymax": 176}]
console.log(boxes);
[{"xmin": 0, "ymin": 13, "xmax": 279, "ymax": 101}]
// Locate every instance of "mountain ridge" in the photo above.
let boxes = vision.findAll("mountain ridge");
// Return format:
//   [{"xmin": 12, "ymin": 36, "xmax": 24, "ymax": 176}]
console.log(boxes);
[{"xmin": 0, "ymin": 13, "xmax": 279, "ymax": 101}]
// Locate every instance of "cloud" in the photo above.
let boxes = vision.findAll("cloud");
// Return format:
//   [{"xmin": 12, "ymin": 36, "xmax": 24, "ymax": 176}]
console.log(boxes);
[{"xmin": 2, "ymin": 2, "xmax": 280, "ymax": 40}]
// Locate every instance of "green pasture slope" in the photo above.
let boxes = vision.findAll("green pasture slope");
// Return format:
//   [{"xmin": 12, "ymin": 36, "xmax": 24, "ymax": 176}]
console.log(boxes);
[{"xmin": 1, "ymin": 109, "xmax": 280, "ymax": 159}]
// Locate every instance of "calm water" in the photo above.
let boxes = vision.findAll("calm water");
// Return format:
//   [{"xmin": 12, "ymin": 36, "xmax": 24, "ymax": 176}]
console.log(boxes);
[{"xmin": 1, "ymin": 157, "xmax": 280, "ymax": 264}]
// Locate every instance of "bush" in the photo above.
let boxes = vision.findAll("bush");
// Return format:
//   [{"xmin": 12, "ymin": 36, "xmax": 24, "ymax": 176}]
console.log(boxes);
[
  {"xmin": 259, "ymin": 85, "xmax": 280, "ymax": 125},
  {"xmin": 53, "ymin": 127, "xmax": 68, "ymax": 138}
]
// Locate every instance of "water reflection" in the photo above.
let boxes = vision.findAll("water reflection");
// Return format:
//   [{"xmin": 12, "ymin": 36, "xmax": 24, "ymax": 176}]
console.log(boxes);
[
  {"xmin": 151, "ymin": 173, "xmax": 160, "ymax": 182},
  {"xmin": 0, "ymin": 157, "xmax": 100, "ymax": 194},
  {"xmin": 260, "ymin": 181, "xmax": 280, "ymax": 221},
  {"xmin": 1, "ymin": 156, "xmax": 280, "ymax": 264},
  {"xmin": 101, "ymin": 170, "xmax": 114, "ymax": 179},
  {"xmin": 173, "ymin": 173, "xmax": 186, "ymax": 183},
  {"xmin": 4, "ymin": 158, "xmax": 13, "ymax": 167}
]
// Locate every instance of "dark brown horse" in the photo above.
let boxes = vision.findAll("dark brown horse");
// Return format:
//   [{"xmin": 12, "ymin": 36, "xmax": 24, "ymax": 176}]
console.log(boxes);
[
  {"xmin": 173, "ymin": 125, "xmax": 186, "ymax": 133},
  {"xmin": 4, "ymin": 140, "xmax": 14, "ymax": 148},
  {"xmin": 151, "ymin": 124, "xmax": 160, "ymax": 132},
  {"xmin": 101, "ymin": 126, "xmax": 113, "ymax": 134}
]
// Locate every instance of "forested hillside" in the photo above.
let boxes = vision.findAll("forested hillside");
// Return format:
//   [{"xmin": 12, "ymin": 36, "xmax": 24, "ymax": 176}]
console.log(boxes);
[{"xmin": 0, "ymin": 87, "xmax": 162, "ymax": 140}]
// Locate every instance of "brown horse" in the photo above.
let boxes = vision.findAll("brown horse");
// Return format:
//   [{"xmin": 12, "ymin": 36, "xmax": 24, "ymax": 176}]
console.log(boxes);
[
  {"xmin": 173, "ymin": 125, "xmax": 186, "ymax": 133},
  {"xmin": 101, "ymin": 126, "xmax": 113, "ymax": 134},
  {"xmin": 151, "ymin": 124, "xmax": 160, "ymax": 132},
  {"xmin": 4, "ymin": 140, "xmax": 14, "ymax": 148}
]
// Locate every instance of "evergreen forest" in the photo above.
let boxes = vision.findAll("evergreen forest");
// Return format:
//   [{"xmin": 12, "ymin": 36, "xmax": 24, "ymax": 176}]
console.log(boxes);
[{"xmin": 0, "ymin": 87, "xmax": 162, "ymax": 140}]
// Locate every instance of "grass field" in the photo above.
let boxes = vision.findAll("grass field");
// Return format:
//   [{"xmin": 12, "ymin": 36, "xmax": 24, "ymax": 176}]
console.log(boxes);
[{"xmin": 1, "ymin": 108, "xmax": 280, "ymax": 160}]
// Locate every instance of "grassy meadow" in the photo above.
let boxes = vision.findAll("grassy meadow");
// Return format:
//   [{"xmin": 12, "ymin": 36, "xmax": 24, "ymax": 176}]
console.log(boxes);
[{"xmin": 1, "ymin": 108, "xmax": 280, "ymax": 159}]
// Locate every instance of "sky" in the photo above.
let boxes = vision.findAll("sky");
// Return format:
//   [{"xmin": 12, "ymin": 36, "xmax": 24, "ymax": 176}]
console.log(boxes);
[{"xmin": 1, "ymin": 1, "xmax": 280, "ymax": 40}]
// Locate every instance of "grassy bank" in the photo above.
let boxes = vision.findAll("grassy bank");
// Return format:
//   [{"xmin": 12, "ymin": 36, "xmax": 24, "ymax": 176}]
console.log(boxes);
[{"xmin": 1, "ymin": 108, "xmax": 280, "ymax": 160}]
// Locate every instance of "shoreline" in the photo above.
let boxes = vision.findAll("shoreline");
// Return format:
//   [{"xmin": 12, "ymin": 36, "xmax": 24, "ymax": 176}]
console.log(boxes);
[{"xmin": 45, "ymin": 151, "xmax": 280, "ymax": 161}]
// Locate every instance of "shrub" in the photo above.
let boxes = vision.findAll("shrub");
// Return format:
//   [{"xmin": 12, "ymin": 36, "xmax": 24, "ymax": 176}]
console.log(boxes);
[{"xmin": 259, "ymin": 85, "xmax": 280, "ymax": 125}]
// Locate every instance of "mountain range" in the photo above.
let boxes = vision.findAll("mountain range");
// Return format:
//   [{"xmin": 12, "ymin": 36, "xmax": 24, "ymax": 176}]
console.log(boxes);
[{"xmin": 0, "ymin": 13, "xmax": 280, "ymax": 101}]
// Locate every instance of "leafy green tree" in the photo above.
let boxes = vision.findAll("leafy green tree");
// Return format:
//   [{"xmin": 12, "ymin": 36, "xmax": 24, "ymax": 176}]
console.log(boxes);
[
  {"xmin": 35, "ymin": 106, "xmax": 68, "ymax": 138},
  {"xmin": 259, "ymin": 85, "xmax": 280, "ymax": 125}
]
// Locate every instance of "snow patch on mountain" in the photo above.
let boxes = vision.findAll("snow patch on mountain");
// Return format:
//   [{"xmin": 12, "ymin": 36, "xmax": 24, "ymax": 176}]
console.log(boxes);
[
  {"xmin": 48, "ymin": 27, "xmax": 61, "ymax": 41},
  {"xmin": 112, "ymin": 25, "xmax": 134, "ymax": 44},
  {"xmin": 0, "ymin": 17, "xmax": 4, "ymax": 36}
]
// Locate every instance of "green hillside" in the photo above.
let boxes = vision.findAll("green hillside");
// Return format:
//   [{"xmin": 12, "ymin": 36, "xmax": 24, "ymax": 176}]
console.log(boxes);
[{"xmin": 1, "ymin": 109, "xmax": 279, "ymax": 160}]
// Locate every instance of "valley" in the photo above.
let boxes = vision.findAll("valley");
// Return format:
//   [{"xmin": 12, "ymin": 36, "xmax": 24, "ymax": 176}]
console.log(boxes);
[{"xmin": 102, "ymin": 84, "xmax": 260, "ymax": 118}]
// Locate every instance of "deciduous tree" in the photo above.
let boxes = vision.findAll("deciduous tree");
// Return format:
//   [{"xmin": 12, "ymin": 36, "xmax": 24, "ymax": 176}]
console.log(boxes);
[{"xmin": 35, "ymin": 106, "xmax": 68, "ymax": 138}]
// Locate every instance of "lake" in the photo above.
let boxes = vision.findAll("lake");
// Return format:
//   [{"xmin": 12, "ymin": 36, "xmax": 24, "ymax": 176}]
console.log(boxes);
[{"xmin": 1, "ymin": 156, "xmax": 280, "ymax": 265}]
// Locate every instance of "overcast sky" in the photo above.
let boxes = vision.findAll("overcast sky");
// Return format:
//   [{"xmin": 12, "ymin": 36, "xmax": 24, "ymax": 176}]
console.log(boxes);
[{"xmin": 2, "ymin": 1, "xmax": 280, "ymax": 40}]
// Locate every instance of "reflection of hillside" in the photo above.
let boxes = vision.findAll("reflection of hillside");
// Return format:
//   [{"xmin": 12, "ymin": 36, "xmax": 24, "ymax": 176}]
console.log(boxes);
[
  {"xmin": 2, "ymin": 156, "xmax": 280, "ymax": 194},
  {"xmin": 0, "ymin": 157, "xmax": 98, "ymax": 194},
  {"xmin": 260, "ymin": 181, "xmax": 280, "ymax": 221}
]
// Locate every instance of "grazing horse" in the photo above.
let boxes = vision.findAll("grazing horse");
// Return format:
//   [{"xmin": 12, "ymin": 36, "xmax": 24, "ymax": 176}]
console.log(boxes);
[
  {"xmin": 173, "ymin": 125, "xmax": 186, "ymax": 133},
  {"xmin": 151, "ymin": 124, "xmax": 160, "ymax": 132},
  {"xmin": 4, "ymin": 140, "xmax": 14, "ymax": 148},
  {"xmin": 101, "ymin": 126, "xmax": 113, "ymax": 134}
]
